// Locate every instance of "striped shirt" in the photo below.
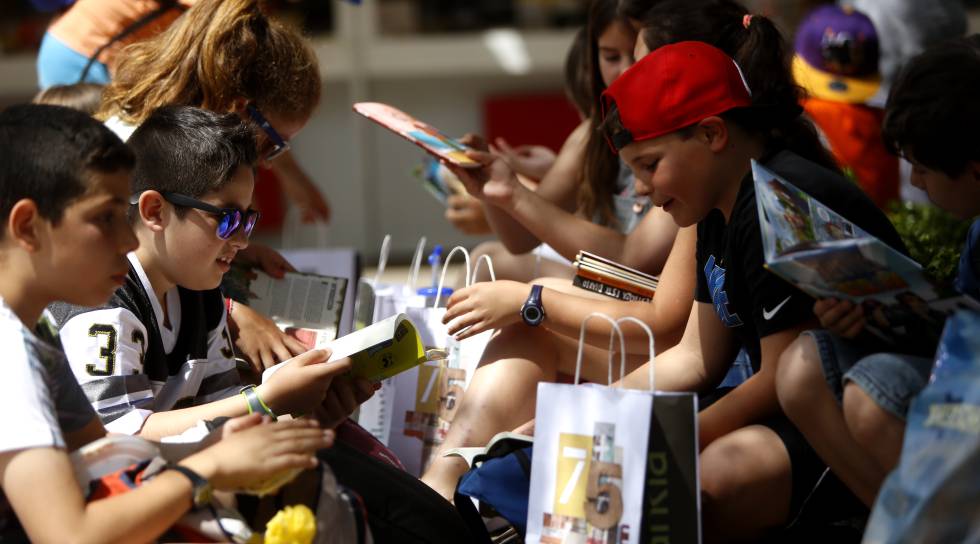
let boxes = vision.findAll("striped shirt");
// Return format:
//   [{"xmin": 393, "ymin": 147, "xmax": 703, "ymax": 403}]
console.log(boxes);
[{"xmin": 48, "ymin": 253, "xmax": 240, "ymax": 435}]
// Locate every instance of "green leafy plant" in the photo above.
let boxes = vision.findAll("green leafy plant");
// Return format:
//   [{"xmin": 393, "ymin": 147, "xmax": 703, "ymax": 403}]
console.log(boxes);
[{"xmin": 888, "ymin": 202, "xmax": 972, "ymax": 289}]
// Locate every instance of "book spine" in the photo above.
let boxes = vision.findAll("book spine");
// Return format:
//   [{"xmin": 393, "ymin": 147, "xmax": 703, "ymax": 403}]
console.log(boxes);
[
  {"xmin": 575, "ymin": 266, "xmax": 657, "ymax": 298},
  {"xmin": 573, "ymin": 275, "xmax": 653, "ymax": 302}
]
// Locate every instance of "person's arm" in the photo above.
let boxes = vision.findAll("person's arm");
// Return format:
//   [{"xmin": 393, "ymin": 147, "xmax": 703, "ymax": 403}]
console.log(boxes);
[
  {"xmin": 137, "ymin": 350, "xmax": 348, "ymax": 440},
  {"xmin": 475, "ymin": 121, "xmax": 589, "ymax": 254},
  {"xmin": 453, "ymin": 145, "xmax": 678, "ymax": 273},
  {"xmin": 59, "ymin": 308, "xmax": 349, "ymax": 439},
  {"xmin": 443, "ymin": 226, "xmax": 697, "ymax": 352},
  {"xmin": 1, "ymin": 417, "xmax": 330, "ymax": 544},
  {"xmin": 695, "ymin": 325, "xmax": 812, "ymax": 448},
  {"xmin": 621, "ymin": 301, "xmax": 739, "ymax": 395},
  {"xmin": 270, "ymin": 151, "xmax": 331, "ymax": 224}
]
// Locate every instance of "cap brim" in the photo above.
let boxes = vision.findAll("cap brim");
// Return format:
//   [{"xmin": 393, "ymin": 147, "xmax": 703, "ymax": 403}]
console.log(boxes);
[{"xmin": 793, "ymin": 55, "xmax": 881, "ymax": 105}]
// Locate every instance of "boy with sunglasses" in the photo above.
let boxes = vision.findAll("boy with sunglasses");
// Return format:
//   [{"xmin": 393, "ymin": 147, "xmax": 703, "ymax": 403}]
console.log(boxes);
[{"xmin": 48, "ymin": 105, "xmax": 370, "ymax": 440}]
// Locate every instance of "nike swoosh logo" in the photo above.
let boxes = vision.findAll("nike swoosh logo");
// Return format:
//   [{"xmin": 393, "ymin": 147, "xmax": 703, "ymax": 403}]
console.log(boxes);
[{"xmin": 763, "ymin": 296, "xmax": 792, "ymax": 320}]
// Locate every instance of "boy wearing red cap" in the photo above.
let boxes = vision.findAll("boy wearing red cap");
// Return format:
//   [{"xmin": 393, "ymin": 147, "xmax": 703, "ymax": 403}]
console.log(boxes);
[{"xmin": 603, "ymin": 41, "xmax": 906, "ymax": 538}]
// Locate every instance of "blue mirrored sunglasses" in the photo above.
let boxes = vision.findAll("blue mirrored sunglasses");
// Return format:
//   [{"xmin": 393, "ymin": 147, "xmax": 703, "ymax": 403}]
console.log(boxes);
[
  {"xmin": 160, "ymin": 192, "xmax": 260, "ymax": 240},
  {"xmin": 246, "ymin": 103, "xmax": 290, "ymax": 161}
]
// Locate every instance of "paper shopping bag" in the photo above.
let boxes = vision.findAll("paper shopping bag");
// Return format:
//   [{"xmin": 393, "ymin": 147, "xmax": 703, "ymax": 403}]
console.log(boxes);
[
  {"xmin": 356, "ymin": 235, "xmax": 429, "ymax": 443},
  {"xmin": 393, "ymin": 248, "xmax": 496, "ymax": 476},
  {"xmin": 526, "ymin": 314, "xmax": 700, "ymax": 544}
]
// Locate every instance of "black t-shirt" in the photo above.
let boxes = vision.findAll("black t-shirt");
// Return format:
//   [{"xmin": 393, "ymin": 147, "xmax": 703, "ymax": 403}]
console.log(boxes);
[{"xmin": 695, "ymin": 150, "xmax": 908, "ymax": 369}]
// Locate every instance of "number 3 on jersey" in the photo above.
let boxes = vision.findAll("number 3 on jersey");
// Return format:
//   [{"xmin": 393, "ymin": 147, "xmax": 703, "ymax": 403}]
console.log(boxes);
[{"xmin": 86, "ymin": 324, "xmax": 117, "ymax": 376}]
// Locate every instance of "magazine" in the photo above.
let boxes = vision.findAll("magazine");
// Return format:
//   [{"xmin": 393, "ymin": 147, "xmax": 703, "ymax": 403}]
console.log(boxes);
[
  {"xmin": 353, "ymin": 102, "xmax": 481, "ymax": 169},
  {"xmin": 262, "ymin": 313, "xmax": 444, "ymax": 384},
  {"xmin": 247, "ymin": 270, "xmax": 348, "ymax": 343},
  {"xmin": 412, "ymin": 155, "xmax": 467, "ymax": 205},
  {"xmin": 753, "ymin": 160, "xmax": 979, "ymax": 345},
  {"xmin": 572, "ymin": 251, "xmax": 659, "ymax": 302}
]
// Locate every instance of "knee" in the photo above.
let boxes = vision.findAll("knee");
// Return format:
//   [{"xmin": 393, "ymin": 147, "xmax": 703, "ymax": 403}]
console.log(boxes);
[
  {"xmin": 700, "ymin": 435, "xmax": 757, "ymax": 507},
  {"xmin": 775, "ymin": 335, "xmax": 826, "ymax": 420}
]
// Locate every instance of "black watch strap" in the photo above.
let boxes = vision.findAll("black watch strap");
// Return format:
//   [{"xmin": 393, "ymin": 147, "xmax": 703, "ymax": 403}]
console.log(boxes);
[
  {"xmin": 521, "ymin": 284, "xmax": 546, "ymax": 326},
  {"xmin": 169, "ymin": 465, "xmax": 213, "ymax": 510}
]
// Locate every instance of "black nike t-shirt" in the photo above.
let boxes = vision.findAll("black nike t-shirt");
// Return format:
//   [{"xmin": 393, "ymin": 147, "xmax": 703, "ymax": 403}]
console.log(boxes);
[{"xmin": 695, "ymin": 150, "xmax": 908, "ymax": 370}]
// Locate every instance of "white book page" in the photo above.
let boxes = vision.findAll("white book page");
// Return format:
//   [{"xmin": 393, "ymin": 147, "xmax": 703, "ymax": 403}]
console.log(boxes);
[{"xmin": 248, "ymin": 271, "xmax": 347, "ymax": 336}]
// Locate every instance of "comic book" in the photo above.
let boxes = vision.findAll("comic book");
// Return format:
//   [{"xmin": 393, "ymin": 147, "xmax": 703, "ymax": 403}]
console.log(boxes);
[
  {"xmin": 753, "ymin": 160, "xmax": 979, "ymax": 346},
  {"xmin": 353, "ymin": 102, "xmax": 481, "ymax": 169}
]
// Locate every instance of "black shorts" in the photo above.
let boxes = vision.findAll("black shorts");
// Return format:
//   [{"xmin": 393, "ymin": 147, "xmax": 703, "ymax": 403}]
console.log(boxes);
[{"xmin": 700, "ymin": 388, "xmax": 866, "ymax": 524}]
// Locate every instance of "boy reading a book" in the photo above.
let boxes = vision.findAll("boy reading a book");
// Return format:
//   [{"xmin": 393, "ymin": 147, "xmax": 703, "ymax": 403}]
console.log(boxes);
[
  {"xmin": 48, "ymin": 105, "xmax": 368, "ymax": 439},
  {"xmin": 49, "ymin": 105, "xmax": 476, "ymax": 543},
  {"xmin": 0, "ymin": 103, "xmax": 330, "ymax": 543},
  {"xmin": 775, "ymin": 34, "xmax": 980, "ymax": 508}
]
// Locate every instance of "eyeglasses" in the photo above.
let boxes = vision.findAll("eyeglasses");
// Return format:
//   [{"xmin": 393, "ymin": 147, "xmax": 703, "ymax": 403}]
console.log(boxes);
[
  {"xmin": 246, "ymin": 103, "xmax": 290, "ymax": 161},
  {"xmin": 161, "ymin": 192, "xmax": 260, "ymax": 240}
]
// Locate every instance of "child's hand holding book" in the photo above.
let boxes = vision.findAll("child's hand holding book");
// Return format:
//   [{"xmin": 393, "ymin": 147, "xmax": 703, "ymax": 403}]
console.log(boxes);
[{"xmin": 813, "ymin": 298, "xmax": 866, "ymax": 339}]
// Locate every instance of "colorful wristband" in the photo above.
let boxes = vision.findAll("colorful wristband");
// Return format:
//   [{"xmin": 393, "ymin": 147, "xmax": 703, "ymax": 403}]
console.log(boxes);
[{"xmin": 240, "ymin": 385, "xmax": 277, "ymax": 421}]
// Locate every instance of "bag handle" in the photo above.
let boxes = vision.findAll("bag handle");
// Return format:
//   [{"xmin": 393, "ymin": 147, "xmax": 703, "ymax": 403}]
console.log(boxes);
[
  {"xmin": 407, "ymin": 236, "xmax": 428, "ymax": 288},
  {"xmin": 615, "ymin": 317, "xmax": 655, "ymax": 392},
  {"xmin": 371, "ymin": 234, "xmax": 392, "ymax": 286},
  {"xmin": 471, "ymin": 254, "xmax": 497, "ymax": 284},
  {"xmin": 573, "ymin": 312, "xmax": 626, "ymax": 387},
  {"xmin": 433, "ymin": 246, "xmax": 472, "ymax": 308}
]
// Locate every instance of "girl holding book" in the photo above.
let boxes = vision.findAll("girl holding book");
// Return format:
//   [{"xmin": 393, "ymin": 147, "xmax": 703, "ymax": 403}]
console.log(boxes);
[{"xmin": 465, "ymin": 0, "xmax": 682, "ymax": 285}]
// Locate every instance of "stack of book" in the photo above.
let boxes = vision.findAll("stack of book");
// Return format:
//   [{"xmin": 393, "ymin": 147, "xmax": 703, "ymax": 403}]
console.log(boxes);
[{"xmin": 572, "ymin": 251, "xmax": 659, "ymax": 302}]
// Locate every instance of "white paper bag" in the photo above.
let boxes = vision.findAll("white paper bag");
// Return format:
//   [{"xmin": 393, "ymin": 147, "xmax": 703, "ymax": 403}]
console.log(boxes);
[
  {"xmin": 391, "ymin": 248, "xmax": 497, "ymax": 476},
  {"xmin": 526, "ymin": 313, "xmax": 701, "ymax": 544}
]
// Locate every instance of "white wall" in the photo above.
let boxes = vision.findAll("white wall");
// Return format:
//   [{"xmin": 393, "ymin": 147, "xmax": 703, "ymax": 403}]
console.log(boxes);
[{"xmin": 285, "ymin": 73, "xmax": 565, "ymax": 263}]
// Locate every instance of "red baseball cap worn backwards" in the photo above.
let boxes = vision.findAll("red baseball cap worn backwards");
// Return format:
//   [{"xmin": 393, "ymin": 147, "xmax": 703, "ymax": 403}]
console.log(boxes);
[{"xmin": 601, "ymin": 41, "xmax": 753, "ymax": 152}]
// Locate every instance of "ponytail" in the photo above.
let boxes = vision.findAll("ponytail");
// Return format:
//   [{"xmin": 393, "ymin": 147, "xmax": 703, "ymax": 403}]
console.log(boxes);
[
  {"xmin": 99, "ymin": 0, "xmax": 320, "ymax": 125},
  {"xmin": 641, "ymin": 0, "xmax": 839, "ymax": 172}
]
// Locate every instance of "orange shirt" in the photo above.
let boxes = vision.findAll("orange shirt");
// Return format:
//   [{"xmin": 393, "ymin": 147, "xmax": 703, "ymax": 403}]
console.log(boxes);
[
  {"xmin": 802, "ymin": 97, "xmax": 900, "ymax": 208},
  {"xmin": 47, "ymin": 0, "xmax": 192, "ymax": 68}
]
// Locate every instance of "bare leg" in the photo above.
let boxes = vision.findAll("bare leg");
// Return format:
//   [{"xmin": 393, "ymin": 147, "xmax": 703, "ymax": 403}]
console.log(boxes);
[
  {"xmin": 842, "ymin": 383, "xmax": 906, "ymax": 475},
  {"xmin": 700, "ymin": 425, "xmax": 793, "ymax": 542},
  {"xmin": 420, "ymin": 324, "xmax": 561, "ymax": 500},
  {"xmin": 419, "ymin": 322, "xmax": 644, "ymax": 501},
  {"xmin": 775, "ymin": 335, "xmax": 885, "ymax": 506},
  {"xmin": 466, "ymin": 241, "xmax": 573, "ymax": 285}
]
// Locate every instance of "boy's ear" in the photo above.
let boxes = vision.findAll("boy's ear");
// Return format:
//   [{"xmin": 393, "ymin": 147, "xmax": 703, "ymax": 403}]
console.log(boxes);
[
  {"xmin": 7, "ymin": 199, "xmax": 43, "ymax": 252},
  {"xmin": 137, "ymin": 191, "xmax": 169, "ymax": 232},
  {"xmin": 696, "ymin": 117, "xmax": 729, "ymax": 152}
]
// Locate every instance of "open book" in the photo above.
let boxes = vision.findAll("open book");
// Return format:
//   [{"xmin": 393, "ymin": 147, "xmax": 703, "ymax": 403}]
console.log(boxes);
[
  {"xmin": 248, "ymin": 270, "xmax": 348, "ymax": 343},
  {"xmin": 572, "ymin": 251, "xmax": 659, "ymax": 302},
  {"xmin": 353, "ymin": 102, "xmax": 481, "ymax": 169},
  {"xmin": 262, "ymin": 313, "xmax": 444, "ymax": 383},
  {"xmin": 753, "ymin": 160, "xmax": 979, "ymax": 345}
]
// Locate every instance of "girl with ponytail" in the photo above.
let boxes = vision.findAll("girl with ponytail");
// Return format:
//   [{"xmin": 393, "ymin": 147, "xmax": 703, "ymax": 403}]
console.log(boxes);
[{"xmin": 99, "ymin": 0, "xmax": 330, "ymax": 224}]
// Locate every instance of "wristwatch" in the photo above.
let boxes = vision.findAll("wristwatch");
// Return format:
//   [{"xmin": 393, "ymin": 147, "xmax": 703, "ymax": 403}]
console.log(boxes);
[
  {"xmin": 169, "ymin": 465, "xmax": 213, "ymax": 511},
  {"xmin": 520, "ymin": 284, "xmax": 546, "ymax": 326}
]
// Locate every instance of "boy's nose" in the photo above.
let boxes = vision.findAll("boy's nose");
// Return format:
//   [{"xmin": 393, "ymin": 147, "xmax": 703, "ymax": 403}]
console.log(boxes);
[
  {"xmin": 120, "ymin": 224, "xmax": 139, "ymax": 253},
  {"xmin": 633, "ymin": 175, "xmax": 652, "ymax": 197}
]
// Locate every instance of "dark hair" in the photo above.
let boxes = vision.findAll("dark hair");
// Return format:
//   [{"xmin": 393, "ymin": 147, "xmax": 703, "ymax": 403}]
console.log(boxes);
[
  {"xmin": 33, "ymin": 83, "xmax": 105, "ymax": 115},
  {"xmin": 616, "ymin": 0, "xmax": 656, "ymax": 22},
  {"xmin": 0, "ymin": 104, "xmax": 134, "ymax": 233},
  {"xmin": 640, "ymin": 0, "xmax": 839, "ymax": 172},
  {"xmin": 564, "ymin": 27, "xmax": 592, "ymax": 118},
  {"xmin": 127, "ymin": 106, "xmax": 257, "ymax": 217},
  {"xmin": 581, "ymin": 0, "xmax": 636, "ymax": 227},
  {"xmin": 883, "ymin": 34, "xmax": 980, "ymax": 178}
]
